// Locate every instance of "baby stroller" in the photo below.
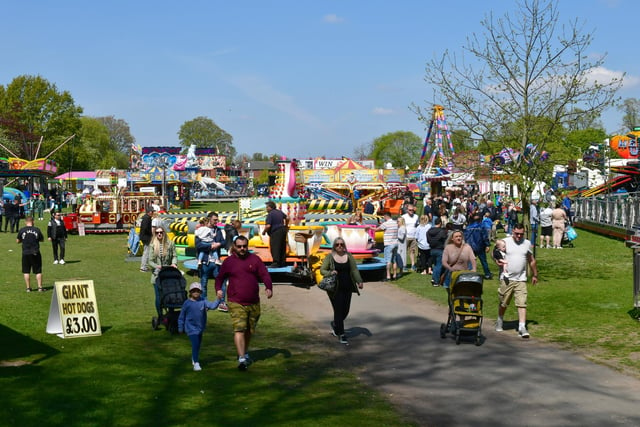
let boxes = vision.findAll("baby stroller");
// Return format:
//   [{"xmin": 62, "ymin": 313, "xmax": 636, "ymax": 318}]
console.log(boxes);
[
  {"xmin": 562, "ymin": 222, "xmax": 577, "ymax": 248},
  {"xmin": 151, "ymin": 267, "xmax": 187, "ymax": 334},
  {"xmin": 440, "ymin": 271, "xmax": 484, "ymax": 346}
]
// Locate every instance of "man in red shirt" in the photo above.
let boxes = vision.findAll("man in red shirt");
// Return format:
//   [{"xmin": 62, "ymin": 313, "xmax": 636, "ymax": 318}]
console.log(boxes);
[{"xmin": 215, "ymin": 235, "xmax": 273, "ymax": 370}]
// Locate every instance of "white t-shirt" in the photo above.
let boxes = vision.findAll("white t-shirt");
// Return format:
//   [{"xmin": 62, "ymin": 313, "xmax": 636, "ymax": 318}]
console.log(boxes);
[
  {"xmin": 401, "ymin": 213, "xmax": 419, "ymax": 239},
  {"xmin": 539, "ymin": 207, "xmax": 553, "ymax": 227},
  {"xmin": 504, "ymin": 236, "xmax": 533, "ymax": 282}
]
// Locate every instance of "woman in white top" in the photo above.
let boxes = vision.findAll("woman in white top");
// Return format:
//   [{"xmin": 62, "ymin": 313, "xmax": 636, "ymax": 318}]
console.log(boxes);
[{"xmin": 396, "ymin": 217, "xmax": 407, "ymax": 274}]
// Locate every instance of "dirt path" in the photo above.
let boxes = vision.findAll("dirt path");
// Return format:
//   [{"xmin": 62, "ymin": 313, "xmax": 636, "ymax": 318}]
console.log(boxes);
[{"xmin": 264, "ymin": 281, "xmax": 640, "ymax": 427}]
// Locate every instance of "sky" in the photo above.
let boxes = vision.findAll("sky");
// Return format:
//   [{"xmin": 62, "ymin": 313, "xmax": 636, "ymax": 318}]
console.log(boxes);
[{"xmin": 0, "ymin": 0, "xmax": 637, "ymax": 160}]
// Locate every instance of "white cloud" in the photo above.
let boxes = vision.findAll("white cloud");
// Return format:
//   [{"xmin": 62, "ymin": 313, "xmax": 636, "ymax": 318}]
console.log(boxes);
[
  {"xmin": 323, "ymin": 14, "xmax": 344, "ymax": 24},
  {"xmin": 372, "ymin": 107, "xmax": 394, "ymax": 115},
  {"xmin": 229, "ymin": 74, "xmax": 323, "ymax": 128}
]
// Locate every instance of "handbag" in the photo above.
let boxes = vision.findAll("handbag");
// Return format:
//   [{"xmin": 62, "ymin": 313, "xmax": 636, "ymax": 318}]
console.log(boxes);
[
  {"xmin": 318, "ymin": 256, "xmax": 337, "ymax": 292},
  {"xmin": 318, "ymin": 274, "xmax": 337, "ymax": 292}
]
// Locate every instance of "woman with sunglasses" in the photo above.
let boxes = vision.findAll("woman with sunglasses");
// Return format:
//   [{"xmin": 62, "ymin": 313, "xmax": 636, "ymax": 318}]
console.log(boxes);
[
  {"xmin": 148, "ymin": 227, "xmax": 178, "ymax": 285},
  {"xmin": 320, "ymin": 237, "xmax": 364, "ymax": 345}
]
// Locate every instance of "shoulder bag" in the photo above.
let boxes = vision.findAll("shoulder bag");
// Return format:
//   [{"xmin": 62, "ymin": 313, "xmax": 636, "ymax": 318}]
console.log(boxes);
[{"xmin": 318, "ymin": 256, "xmax": 337, "ymax": 292}]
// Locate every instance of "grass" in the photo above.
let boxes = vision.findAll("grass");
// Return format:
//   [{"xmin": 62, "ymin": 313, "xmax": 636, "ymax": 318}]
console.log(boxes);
[
  {"xmin": 392, "ymin": 227, "xmax": 640, "ymax": 377},
  {"xmin": 4, "ymin": 202, "xmax": 640, "ymax": 425},
  {"xmin": 0, "ymin": 211, "xmax": 411, "ymax": 427}
]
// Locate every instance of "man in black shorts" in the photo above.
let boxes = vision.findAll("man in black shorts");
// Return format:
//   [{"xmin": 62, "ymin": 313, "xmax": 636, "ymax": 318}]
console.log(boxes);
[{"xmin": 17, "ymin": 216, "xmax": 45, "ymax": 292}]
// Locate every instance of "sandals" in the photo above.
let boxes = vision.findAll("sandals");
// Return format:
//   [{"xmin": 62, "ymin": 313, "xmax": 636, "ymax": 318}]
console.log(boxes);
[
  {"xmin": 26, "ymin": 288, "xmax": 32, "ymax": 293},
  {"xmin": 38, "ymin": 287, "xmax": 46, "ymax": 292}
]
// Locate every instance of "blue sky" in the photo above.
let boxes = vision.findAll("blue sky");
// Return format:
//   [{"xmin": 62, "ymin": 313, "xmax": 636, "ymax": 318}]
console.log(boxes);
[{"xmin": 0, "ymin": 0, "xmax": 637, "ymax": 160}]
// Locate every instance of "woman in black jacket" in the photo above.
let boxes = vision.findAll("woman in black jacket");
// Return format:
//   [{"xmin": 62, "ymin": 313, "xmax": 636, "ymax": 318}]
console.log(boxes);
[
  {"xmin": 320, "ymin": 237, "xmax": 363, "ymax": 345},
  {"xmin": 426, "ymin": 217, "xmax": 448, "ymax": 286}
]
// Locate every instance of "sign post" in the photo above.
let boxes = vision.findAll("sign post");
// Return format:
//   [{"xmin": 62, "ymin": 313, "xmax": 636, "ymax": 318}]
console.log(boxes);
[{"xmin": 46, "ymin": 280, "xmax": 102, "ymax": 338}]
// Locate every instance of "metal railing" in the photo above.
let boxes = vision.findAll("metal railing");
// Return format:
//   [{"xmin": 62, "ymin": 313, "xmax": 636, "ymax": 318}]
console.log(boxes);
[{"xmin": 574, "ymin": 192, "xmax": 640, "ymax": 231}]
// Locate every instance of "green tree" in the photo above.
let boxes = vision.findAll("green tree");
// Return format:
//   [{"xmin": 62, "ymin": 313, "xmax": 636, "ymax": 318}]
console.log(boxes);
[
  {"xmin": 94, "ymin": 115, "xmax": 135, "ymax": 154},
  {"xmin": 416, "ymin": 0, "xmax": 621, "ymax": 219},
  {"xmin": 66, "ymin": 117, "xmax": 124, "ymax": 171},
  {"xmin": 618, "ymin": 98, "xmax": 640, "ymax": 132},
  {"xmin": 0, "ymin": 75, "xmax": 82, "ymax": 162},
  {"xmin": 370, "ymin": 131, "xmax": 422, "ymax": 169},
  {"xmin": 178, "ymin": 116, "xmax": 235, "ymax": 159}
]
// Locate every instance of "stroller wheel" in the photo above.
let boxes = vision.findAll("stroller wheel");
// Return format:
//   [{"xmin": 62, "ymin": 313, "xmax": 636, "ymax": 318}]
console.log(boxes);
[
  {"xmin": 440, "ymin": 323, "xmax": 447, "ymax": 338},
  {"xmin": 151, "ymin": 317, "xmax": 159, "ymax": 330},
  {"xmin": 475, "ymin": 335, "xmax": 482, "ymax": 346},
  {"xmin": 455, "ymin": 333, "xmax": 461, "ymax": 345}
]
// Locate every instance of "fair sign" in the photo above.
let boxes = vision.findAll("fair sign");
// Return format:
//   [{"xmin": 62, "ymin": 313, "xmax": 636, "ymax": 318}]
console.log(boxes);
[{"xmin": 46, "ymin": 280, "xmax": 102, "ymax": 339}]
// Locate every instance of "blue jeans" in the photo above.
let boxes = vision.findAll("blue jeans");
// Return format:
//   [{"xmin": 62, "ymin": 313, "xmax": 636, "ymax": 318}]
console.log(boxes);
[
  {"xmin": 189, "ymin": 333, "xmax": 203, "ymax": 364},
  {"xmin": 475, "ymin": 249, "xmax": 491, "ymax": 277},
  {"xmin": 430, "ymin": 248, "xmax": 443, "ymax": 285},
  {"xmin": 530, "ymin": 222, "xmax": 538, "ymax": 245},
  {"xmin": 200, "ymin": 262, "xmax": 223, "ymax": 301}
]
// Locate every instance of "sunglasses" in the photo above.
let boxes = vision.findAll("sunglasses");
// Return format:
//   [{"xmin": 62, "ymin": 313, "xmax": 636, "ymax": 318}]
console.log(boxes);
[
  {"xmin": 155, "ymin": 231, "xmax": 164, "ymax": 235},
  {"xmin": 235, "ymin": 244, "xmax": 248, "ymax": 248},
  {"xmin": 334, "ymin": 242, "xmax": 345, "ymax": 247}
]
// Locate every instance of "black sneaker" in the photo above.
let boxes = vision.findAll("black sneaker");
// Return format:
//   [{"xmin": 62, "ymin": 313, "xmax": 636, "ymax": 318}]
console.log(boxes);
[
  {"xmin": 339, "ymin": 334, "xmax": 349, "ymax": 345},
  {"xmin": 330, "ymin": 321, "xmax": 338, "ymax": 337},
  {"xmin": 237, "ymin": 357, "xmax": 248, "ymax": 371}
]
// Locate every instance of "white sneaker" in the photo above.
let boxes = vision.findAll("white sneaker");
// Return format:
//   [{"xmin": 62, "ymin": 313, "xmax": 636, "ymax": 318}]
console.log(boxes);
[
  {"xmin": 59, "ymin": 259, "xmax": 65, "ymax": 265},
  {"xmin": 193, "ymin": 362, "xmax": 202, "ymax": 371},
  {"xmin": 495, "ymin": 318, "xmax": 504, "ymax": 332},
  {"xmin": 53, "ymin": 260, "xmax": 59, "ymax": 265},
  {"xmin": 518, "ymin": 326, "xmax": 530, "ymax": 338}
]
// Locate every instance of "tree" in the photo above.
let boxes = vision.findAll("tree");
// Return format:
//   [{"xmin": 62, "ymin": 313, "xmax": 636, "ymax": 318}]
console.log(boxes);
[
  {"xmin": 618, "ymin": 98, "xmax": 640, "ymax": 132},
  {"xmin": 94, "ymin": 115, "xmax": 136, "ymax": 154},
  {"xmin": 370, "ymin": 131, "xmax": 422, "ymax": 169},
  {"xmin": 178, "ymin": 116, "xmax": 235, "ymax": 159},
  {"xmin": 416, "ymin": 0, "xmax": 621, "ymax": 219},
  {"xmin": 0, "ymin": 75, "xmax": 82, "ymax": 161},
  {"xmin": 352, "ymin": 141, "xmax": 373, "ymax": 160}
]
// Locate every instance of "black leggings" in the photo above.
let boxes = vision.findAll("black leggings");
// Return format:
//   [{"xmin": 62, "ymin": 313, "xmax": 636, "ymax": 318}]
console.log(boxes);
[{"xmin": 329, "ymin": 289, "xmax": 353, "ymax": 335}]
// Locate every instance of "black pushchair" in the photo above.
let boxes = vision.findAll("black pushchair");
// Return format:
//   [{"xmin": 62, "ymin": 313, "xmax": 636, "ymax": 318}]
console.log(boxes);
[
  {"xmin": 151, "ymin": 267, "xmax": 187, "ymax": 334},
  {"xmin": 440, "ymin": 271, "xmax": 484, "ymax": 346}
]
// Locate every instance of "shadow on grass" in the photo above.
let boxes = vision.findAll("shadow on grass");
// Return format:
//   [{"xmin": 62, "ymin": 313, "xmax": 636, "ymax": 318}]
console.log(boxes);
[{"xmin": 0, "ymin": 324, "xmax": 59, "ymax": 369}]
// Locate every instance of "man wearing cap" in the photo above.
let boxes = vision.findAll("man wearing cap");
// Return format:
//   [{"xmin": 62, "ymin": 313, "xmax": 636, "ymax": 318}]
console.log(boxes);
[
  {"xmin": 139, "ymin": 207, "xmax": 154, "ymax": 272},
  {"xmin": 215, "ymin": 235, "xmax": 273, "ymax": 371}
]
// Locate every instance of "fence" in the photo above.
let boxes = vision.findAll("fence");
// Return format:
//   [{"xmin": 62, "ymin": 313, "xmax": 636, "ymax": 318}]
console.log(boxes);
[{"xmin": 574, "ymin": 192, "xmax": 640, "ymax": 232}]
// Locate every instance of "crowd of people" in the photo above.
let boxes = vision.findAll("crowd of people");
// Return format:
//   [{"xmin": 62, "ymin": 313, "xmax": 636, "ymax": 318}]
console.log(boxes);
[{"xmin": 5, "ymin": 184, "xmax": 573, "ymax": 371}]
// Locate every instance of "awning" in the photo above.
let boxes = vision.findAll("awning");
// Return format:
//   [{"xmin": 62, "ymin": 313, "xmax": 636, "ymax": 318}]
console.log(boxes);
[{"xmin": 55, "ymin": 171, "xmax": 96, "ymax": 181}]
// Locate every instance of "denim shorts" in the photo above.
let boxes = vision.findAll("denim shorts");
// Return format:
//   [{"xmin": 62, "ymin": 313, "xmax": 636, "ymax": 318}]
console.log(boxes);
[{"xmin": 383, "ymin": 243, "xmax": 398, "ymax": 264}]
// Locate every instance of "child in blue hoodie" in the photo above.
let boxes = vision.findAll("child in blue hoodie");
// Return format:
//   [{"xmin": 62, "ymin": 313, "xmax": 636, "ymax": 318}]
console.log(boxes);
[{"xmin": 178, "ymin": 282, "xmax": 220, "ymax": 371}]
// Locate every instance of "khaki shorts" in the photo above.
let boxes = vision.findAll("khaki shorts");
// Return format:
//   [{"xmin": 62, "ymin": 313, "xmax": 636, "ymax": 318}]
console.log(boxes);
[
  {"xmin": 407, "ymin": 238, "xmax": 418, "ymax": 255},
  {"xmin": 498, "ymin": 279, "xmax": 528, "ymax": 308},
  {"xmin": 228, "ymin": 301, "xmax": 261, "ymax": 333}
]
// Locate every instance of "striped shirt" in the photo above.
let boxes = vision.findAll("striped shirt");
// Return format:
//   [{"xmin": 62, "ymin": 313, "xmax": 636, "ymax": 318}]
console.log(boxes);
[{"xmin": 379, "ymin": 219, "xmax": 399, "ymax": 246}]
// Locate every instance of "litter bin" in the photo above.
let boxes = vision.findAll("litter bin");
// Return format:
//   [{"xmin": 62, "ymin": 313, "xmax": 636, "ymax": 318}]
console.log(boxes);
[{"xmin": 625, "ymin": 240, "xmax": 640, "ymax": 310}]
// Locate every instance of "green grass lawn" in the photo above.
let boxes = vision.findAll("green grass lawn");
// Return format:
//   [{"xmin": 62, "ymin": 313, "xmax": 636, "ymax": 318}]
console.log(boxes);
[
  {"xmin": 392, "ymin": 227, "xmax": 640, "ymax": 377},
  {"xmin": 0, "ymin": 213, "xmax": 410, "ymax": 427},
  {"xmin": 3, "ymin": 205, "xmax": 640, "ymax": 426}
]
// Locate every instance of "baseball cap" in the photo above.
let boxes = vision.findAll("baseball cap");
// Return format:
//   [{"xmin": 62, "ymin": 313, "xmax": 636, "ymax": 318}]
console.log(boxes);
[{"xmin": 189, "ymin": 283, "xmax": 202, "ymax": 292}]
